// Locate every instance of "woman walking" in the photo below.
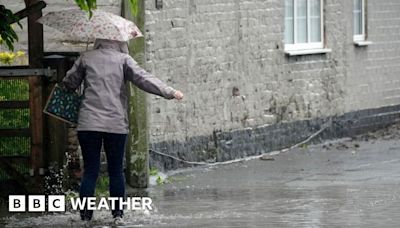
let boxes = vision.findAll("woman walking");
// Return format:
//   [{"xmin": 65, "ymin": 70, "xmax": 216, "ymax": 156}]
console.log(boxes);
[{"xmin": 60, "ymin": 38, "xmax": 183, "ymax": 221}]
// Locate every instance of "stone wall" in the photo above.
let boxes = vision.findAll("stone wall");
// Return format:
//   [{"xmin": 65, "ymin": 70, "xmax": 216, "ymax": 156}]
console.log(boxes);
[
  {"xmin": 144, "ymin": 0, "xmax": 400, "ymax": 169},
  {"xmin": 144, "ymin": 0, "xmax": 347, "ymax": 142},
  {"xmin": 345, "ymin": 0, "xmax": 400, "ymax": 111}
]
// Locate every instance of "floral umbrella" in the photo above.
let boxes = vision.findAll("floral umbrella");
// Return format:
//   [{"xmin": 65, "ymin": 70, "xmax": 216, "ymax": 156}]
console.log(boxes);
[{"xmin": 37, "ymin": 8, "xmax": 143, "ymax": 41}]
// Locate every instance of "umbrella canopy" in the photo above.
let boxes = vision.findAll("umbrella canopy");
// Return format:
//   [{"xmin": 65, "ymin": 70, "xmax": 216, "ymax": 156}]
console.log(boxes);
[{"xmin": 37, "ymin": 9, "xmax": 143, "ymax": 42}]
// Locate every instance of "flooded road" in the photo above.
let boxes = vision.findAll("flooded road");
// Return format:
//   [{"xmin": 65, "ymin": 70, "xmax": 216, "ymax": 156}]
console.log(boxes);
[{"xmin": 2, "ymin": 127, "xmax": 400, "ymax": 227}]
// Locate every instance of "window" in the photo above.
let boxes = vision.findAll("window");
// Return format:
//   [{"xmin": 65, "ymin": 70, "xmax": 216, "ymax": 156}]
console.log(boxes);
[
  {"xmin": 284, "ymin": 0, "xmax": 325, "ymax": 53},
  {"xmin": 353, "ymin": 0, "xmax": 365, "ymax": 41}
]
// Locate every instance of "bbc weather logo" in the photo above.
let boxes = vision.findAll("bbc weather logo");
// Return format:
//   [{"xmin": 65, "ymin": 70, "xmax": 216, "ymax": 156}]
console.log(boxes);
[{"xmin": 9, "ymin": 195, "xmax": 153, "ymax": 212}]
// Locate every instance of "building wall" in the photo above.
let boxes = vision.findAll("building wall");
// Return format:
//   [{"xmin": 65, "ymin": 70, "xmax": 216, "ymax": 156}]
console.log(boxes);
[
  {"xmin": 144, "ymin": 0, "xmax": 352, "ymax": 144},
  {"xmin": 345, "ymin": 0, "xmax": 400, "ymax": 111}
]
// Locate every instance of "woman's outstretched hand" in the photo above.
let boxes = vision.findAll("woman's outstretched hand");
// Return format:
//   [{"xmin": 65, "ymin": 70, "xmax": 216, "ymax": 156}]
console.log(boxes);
[{"xmin": 174, "ymin": 90, "xmax": 184, "ymax": 100}]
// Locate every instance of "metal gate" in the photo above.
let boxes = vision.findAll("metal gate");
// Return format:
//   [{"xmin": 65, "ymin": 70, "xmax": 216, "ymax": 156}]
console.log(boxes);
[{"xmin": 0, "ymin": 68, "xmax": 53, "ymax": 193}]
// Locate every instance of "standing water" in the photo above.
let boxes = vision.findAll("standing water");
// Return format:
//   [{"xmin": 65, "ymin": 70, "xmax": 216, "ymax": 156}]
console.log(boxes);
[{"xmin": 2, "ymin": 134, "xmax": 400, "ymax": 227}]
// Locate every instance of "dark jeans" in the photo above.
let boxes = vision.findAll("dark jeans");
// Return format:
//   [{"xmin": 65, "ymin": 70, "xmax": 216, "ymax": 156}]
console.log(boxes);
[{"xmin": 78, "ymin": 131, "xmax": 127, "ymax": 219}]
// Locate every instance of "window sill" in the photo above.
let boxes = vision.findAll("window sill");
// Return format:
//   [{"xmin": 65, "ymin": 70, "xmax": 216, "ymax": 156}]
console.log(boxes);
[
  {"xmin": 354, "ymin": 40, "xmax": 373, "ymax": 46},
  {"xmin": 284, "ymin": 48, "xmax": 332, "ymax": 56}
]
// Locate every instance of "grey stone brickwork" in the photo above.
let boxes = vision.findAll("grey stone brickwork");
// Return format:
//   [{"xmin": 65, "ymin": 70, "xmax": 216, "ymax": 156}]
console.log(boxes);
[
  {"xmin": 144, "ymin": 0, "xmax": 400, "ymax": 169},
  {"xmin": 144, "ymin": 0, "xmax": 347, "ymax": 142},
  {"xmin": 345, "ymin": 0, "xmax": 400, "ymax": 112}
]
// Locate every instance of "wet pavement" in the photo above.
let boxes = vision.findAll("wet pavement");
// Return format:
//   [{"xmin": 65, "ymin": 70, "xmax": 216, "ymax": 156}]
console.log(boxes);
[{"xmin": 2, "ymin": 125, "xmax": 400, "ymax": 227}]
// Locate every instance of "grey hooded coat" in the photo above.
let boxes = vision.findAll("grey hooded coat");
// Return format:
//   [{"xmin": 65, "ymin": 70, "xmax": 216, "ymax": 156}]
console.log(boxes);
[{"xmin": 60, "ymin": 39, "xmax": 176, "ymax": 134}]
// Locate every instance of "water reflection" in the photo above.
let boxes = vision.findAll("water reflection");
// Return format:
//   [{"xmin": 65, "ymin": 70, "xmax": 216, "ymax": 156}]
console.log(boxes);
[
  {"xmin": 3, "ymin": 138, "xmax": 400, "ymax": 227},
  {"xmin": 2, "ymin": 182, "xmax": 400, "ymax": 227}
]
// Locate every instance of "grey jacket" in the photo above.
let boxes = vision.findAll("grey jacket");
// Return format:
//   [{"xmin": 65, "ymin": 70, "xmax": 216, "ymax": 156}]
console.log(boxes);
[{"xmin": 60, "ymin": 39, "xmax": 176, "ymax": 134}]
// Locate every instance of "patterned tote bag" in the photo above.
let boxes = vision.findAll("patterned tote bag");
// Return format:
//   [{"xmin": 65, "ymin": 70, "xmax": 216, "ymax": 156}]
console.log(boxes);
[{"xmin": 43, "ymin": 84, "xmax": 82, "ymax": 125}]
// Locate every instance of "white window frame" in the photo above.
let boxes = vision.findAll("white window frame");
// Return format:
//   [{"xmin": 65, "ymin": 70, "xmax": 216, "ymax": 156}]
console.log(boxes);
[
  {"xmin": 284, "ymin": 0, "xmax": 325, "ymax": 52},
  {"xmin": 353, "ymin": 0, "xmax": 366, "ymax": 42}
]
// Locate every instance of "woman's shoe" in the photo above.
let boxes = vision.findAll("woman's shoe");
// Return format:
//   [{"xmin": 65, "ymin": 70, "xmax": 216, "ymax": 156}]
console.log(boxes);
[{"xmin": 112, "ymin": 210, "xmax": 124, "ymax": 225}]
